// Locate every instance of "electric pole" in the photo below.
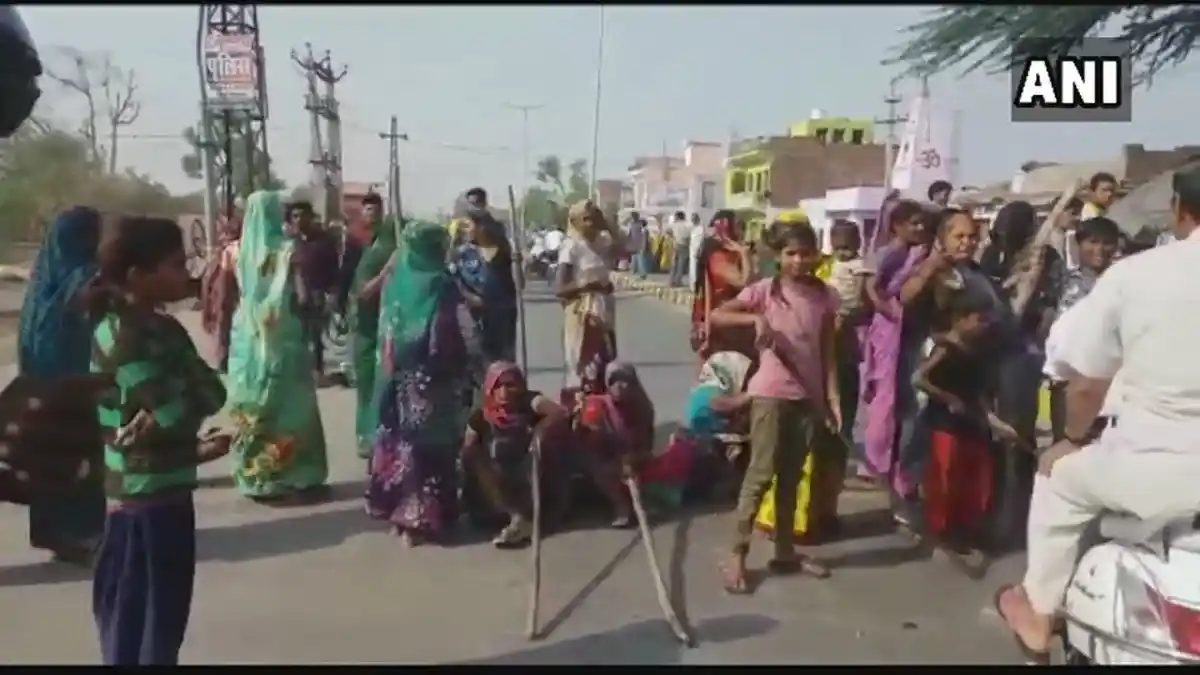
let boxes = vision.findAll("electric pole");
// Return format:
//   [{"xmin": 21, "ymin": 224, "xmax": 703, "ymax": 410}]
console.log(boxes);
[
  {"xmin": 291, "ymin": 43, "xmax": 347, "ymax": 224},
  {"xmin": 197, "ymin": 4, "xmax": 270, "ymax": 253},
  {"xmin": 876, "ymin": 76, "xmax": 907, "ymax": 194},
  {"xmin": 504, "ymin": 102, "xmax": 543, "ymax": 228},
  {"xmin": 378, "ymin": 116, "xmax": 408, "ymax": 223}
]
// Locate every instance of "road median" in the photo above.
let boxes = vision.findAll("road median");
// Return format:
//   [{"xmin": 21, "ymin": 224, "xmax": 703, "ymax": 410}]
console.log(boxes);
[{"xmin": 612, "ymin": 273, "xmax": 694, "ymax": 309}]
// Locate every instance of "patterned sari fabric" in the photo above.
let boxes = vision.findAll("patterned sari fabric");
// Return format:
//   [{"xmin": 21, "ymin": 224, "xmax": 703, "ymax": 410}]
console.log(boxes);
[
  {"xmin": 16, "ymin": 206, "xmax": 106, "ymax": 551},
  {"xmin": 226, "ymin": 191, "xmax": 329, "ymax": 498},
  {"xmin": 365, "ymin": 221, "xmax": 481, "ymax": 540}
]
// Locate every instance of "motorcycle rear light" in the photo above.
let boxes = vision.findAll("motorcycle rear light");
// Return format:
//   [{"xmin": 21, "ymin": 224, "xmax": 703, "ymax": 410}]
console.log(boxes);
[{"xmin": 1143, "ymin": 583, "xmax": 1200, "ymax": 657}]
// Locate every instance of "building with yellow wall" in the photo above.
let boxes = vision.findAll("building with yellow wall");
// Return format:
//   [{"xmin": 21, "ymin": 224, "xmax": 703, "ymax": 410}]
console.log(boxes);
[{"xmin": 724, "ymin": 111, "xmax": 879, "ymax": 210}]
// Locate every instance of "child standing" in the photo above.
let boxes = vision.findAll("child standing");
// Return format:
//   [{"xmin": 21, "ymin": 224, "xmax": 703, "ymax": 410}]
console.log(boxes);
[
  {"xmin": 826, "ymin": 219, "xmax": 871, "ymax": 451},
  {"xmin": 85, "ymin": 216, "xmax": 231, "ymax": 665},
  {"xmin": 1046, "ymin": 216, "xmax": 1120, "ymax": 442},
  {"xmin": 912, "ymin": 292, "xmax": 1019, "ymax": 575},
  {"xmin": 711, "ymin": 220, "xmax": 840, "ymax": 594}
]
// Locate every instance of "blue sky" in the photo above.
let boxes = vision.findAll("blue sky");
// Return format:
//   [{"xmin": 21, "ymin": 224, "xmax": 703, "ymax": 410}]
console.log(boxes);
[{"xmin": 20, "ymin": 5, "xmax": 1200, "ymax": 214}]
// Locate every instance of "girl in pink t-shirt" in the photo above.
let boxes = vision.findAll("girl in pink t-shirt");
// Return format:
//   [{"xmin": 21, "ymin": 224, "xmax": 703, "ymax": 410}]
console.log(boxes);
[{"xmin": 711, "ymin": 220, "xmax": 840, "ymax": 594}]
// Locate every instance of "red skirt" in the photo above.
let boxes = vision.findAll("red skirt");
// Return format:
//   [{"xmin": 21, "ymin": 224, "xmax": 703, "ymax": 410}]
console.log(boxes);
[{"xmin": 922, "ymin": 428, "xmax": 993, "ymax": 539}]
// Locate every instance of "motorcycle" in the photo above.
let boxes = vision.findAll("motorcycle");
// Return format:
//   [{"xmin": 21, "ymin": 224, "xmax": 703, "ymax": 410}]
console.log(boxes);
[
  {"xmin": 1060, "ymin": 511, "xmax": 1200, "ymax": 665},
  {"xmin": 526, "ymin": 232, "xmax": 561, "ymax": 282}
]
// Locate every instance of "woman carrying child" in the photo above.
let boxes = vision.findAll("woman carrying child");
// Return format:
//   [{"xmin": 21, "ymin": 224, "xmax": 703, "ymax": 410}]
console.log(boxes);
[
  {"xmin": 711, "ymin": 220, "xmax": 841, "ymax": 593},
  {"xmin": 913, "ymin": 291, "xmax": 1020, "ymax": 576},
  {"xmin": 86, "ymin": 216, "xmax": 233, "ymax": 665},
  {"xmin": 462, "ymin": 361, "xmax": 569, "ymax": 547}
]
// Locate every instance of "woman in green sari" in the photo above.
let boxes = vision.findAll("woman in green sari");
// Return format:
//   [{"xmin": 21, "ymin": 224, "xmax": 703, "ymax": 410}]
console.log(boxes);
[
  {"xmin": 351, "ymin": 208, "xmax": 399, "ymax": 458},
  {"xmin": 226, "ymin": 190, "xmax": 330, "ymax": 503}
]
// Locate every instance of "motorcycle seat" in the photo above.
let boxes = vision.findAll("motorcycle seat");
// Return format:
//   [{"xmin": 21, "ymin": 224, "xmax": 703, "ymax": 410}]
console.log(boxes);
[{"xmin": 1085, "ymin": 512, "xmax": 1200, "ymax": 558}]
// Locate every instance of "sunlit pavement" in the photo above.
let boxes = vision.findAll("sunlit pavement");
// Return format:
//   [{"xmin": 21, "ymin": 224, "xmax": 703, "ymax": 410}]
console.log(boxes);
[{"xmin": 0, "ymin": 283, "xmax": 1024, "ymax": 664}]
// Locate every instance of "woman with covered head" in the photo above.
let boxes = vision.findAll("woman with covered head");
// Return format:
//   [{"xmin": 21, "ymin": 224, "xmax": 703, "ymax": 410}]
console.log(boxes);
[
  {"xmin": 365, "ymin": 221, "xmax": 482, "ymax": 547},
  {"xmin": 200, "ymin": 212, "xmax": 242, "ymax": 372},
  {"xmin": 461, "ymin": 361, "xmax": 569, "ymax": 547},
  {"xmin": 16, "ymin": 205, "xmax": 106, "ymax": 563},
  {"xmin": 555, "ymin": 200, "xmax": 623, "ymax": 390},
  {"xmin": 226, "ymin": 191, "xmax": 329, "ymax": 504},
  {"xmin": 349, "ymin": 204, "xmax": 399, "ymax": 458},
  {"xmin": 690, "ymin": 210, "xmax": 754, "ymax": 361}
]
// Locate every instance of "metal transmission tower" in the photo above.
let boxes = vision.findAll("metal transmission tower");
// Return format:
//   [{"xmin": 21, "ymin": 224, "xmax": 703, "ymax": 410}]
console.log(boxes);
[
  {"xmin": 196, "ymin": 4, "xmax": 271, "ymax": 253},
  {"xmin": 291, "ymin": 44, "xmax": 347, "ymax": 224}
]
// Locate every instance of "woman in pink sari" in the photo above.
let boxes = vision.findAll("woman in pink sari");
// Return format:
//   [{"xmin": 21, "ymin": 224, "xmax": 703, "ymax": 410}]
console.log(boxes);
[{"xmin": 858, "ymin": 199, "xmax": 930, "ymax": 501}]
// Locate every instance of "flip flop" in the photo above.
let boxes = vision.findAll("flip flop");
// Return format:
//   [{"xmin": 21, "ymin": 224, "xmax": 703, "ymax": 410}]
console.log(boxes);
[{"xmin": 992, "ymin": 584, "xmax": 1052, "ymax": 665}]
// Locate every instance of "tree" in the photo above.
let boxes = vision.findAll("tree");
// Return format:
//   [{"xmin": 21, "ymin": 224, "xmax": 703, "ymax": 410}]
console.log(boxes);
[
  {"xmin": 519, "ymin": 155, "xmax": 589, "ymax": 228},
  {"xmin": 42, "ymin": 47, "xmax": 141, "ymax": 173},
  {"xmin": 0, "ymin": 117, "xmax": 201, "ymax": 244},
  {"xmin": 888, "ymin": 7, "xmax": 1200, "ymax": 85},
  {"xmin": 179, "ymin": 117, "xmax": 285, "ymax": 201}
]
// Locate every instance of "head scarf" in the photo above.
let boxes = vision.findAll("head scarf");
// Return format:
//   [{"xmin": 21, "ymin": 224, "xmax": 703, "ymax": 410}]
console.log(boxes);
[
  {"xmin": 567, "ymin": 199, "xmax": 606, "ymax": 239},
  {"xmin": 352, "ymin": 213, "xmax": 400, "ymax": 295},
  {"xmin": 602, "ymin": 360, "xmax": 655, "ymax": 451},
  {"xmin": 380, "ymin": 220, "xmax": 452, "ymax": 348},
  {"xmin": 698, "ymin": 351, "xmax": 752, "ymax": 394},
  {"xmin": 18, "ymin": 206, "xmax": 101, "ymax": 377},
  {"xmin": 710, "ymin": 210, "xmax": 738, "ymax": 241},
  {"xmin": 482, "ymin": 360, "xmax": 525, "ymax": 429},
  {"xmin": 236, "ymin": 190, "xmax": 288, "ymax": 305}
]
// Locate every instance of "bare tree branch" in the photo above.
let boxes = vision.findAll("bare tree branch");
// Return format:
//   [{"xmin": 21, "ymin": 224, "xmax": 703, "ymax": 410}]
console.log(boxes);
[
  {"xmin": 43, "ymin": 47, "xmax": 100, "ymax": 165},
  {"xmin": 103, "ymin": 58, "xmax": 141, "ymax": 174}
]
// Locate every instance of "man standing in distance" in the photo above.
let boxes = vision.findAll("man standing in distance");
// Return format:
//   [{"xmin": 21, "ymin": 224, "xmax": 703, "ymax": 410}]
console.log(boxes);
[
  {"xmin": 626, "ymin": 211, "xmax": 649, "ymax": 279},
  {"xmin": 286, "ymin": 200, "xmax": 340, "ymax": 387},
  {"xmin": 668, "ymin": 211, "xmax": 691, "ymax": 287}
]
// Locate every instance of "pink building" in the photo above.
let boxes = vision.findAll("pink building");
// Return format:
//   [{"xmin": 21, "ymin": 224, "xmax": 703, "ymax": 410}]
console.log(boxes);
[{"xmin": 625, "ymin": 140, "xmax": 725, "ymax": 223}]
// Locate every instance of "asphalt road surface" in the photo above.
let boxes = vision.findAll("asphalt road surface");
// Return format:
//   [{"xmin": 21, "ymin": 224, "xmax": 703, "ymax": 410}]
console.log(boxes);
[{"xmin": 0, "ymin": 282, "xmax": 1025, "ymax": 664}]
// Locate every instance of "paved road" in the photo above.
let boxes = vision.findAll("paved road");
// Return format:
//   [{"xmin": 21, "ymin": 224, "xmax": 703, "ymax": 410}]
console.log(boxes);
[{"xmin": 0, "ymin": 282, "xmax": 1023, "ymax": 664}]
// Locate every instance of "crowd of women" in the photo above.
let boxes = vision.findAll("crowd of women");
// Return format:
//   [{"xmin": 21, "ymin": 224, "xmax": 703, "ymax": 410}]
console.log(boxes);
[{"xmin": 6, "ymin": 169, "xmax": 1140, "ymax": 663}]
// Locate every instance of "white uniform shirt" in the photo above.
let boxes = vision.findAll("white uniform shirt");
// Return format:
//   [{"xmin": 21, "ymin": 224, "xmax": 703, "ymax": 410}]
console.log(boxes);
[
  {"xmin": 1044, "ymin": 293, "xmax": 1123, "ymax": 416},
  {"xmin": 1061, "ymin": 229, "xmax": 1200, "ymax": 424},
  {"xmin": 670, "ymin": 219, "xmax": 691, "ymax": 244}
]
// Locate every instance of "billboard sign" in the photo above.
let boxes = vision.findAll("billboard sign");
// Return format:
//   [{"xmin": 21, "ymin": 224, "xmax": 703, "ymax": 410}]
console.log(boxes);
[{"xmin": 203, "ymin": 32, "xmax": 259, "ymax": 113}]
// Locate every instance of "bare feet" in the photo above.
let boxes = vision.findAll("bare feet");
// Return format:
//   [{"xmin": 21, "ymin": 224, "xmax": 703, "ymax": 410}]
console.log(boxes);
[{"xmin": 994, "ymin": 584, "xmax": 1053, "ymax": 660}]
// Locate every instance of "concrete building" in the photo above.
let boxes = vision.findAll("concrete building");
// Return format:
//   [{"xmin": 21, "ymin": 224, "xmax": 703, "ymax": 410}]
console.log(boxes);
[
  {"xmin": 624, "ymin": 140, "xmax": 725, "ymax": 223},
  {"xmin": 789, "ymin": 110, "xmax": 875, "ymax": 145},
  {"xmin": 723, "ymin": 134, "xmax": 886, "ymax": 212}
]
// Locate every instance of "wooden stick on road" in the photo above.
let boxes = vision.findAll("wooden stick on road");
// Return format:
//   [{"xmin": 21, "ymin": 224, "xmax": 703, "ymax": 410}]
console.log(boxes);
[{"xmin": 625, "ymin": 475, "xmax": 696, "ymax": 647}]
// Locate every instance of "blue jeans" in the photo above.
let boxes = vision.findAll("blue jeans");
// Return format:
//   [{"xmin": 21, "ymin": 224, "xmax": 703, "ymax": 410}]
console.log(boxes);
[{"xmin": 892, "ymin": 333, "xmax": 932, "ymax": 522}]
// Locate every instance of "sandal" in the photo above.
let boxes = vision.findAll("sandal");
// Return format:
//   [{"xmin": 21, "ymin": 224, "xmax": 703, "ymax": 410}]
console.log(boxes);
[
  {"xmin": 611, "ymin": 513, "xmax": 635, "ymax": 529},
  {"xmin": 493, "ymin": 517, "xmax": 533, "ymax": 548},
  {"xmin": 933, "ymin": 544, "xmax": 987, "ymax": 581},
  {"xmin": 768, "ymin": 555, "xmax": 831, "ymax": 579},
  {"xmin": 722, "ymin": 557, "xmax": 752, "ymax": 595},
  {"xmin": 992, "ymin": 584, "xmax": 1052, "ymax": 665}
]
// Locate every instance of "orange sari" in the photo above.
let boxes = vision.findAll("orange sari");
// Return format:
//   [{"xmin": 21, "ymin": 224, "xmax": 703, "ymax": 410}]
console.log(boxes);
[{"xmin": 690, "ymin": 245, "xmax": 755, "ymax": 359}]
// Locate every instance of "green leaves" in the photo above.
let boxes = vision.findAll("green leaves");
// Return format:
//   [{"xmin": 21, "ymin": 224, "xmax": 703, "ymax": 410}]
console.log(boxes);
[{"xmin": 888, "ymin": 6, "xmax": 1199, "ymax": 86}]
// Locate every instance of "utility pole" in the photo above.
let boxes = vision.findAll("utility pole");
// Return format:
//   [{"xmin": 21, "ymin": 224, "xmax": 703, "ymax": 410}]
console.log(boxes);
[
  {"xmin": 291, "ymin": 43, "xmax": 347, "ymax": 224},
  {"xmin": 504, "ymin": 102, "xmax": 543, "ymax": 228},
  {"xmin": 876, "ymin": 76, "xmax": 908, "ymax": 194},
  {"xmin": 378, "ymin": 116, "xmax": 408, "ymax": 224}
]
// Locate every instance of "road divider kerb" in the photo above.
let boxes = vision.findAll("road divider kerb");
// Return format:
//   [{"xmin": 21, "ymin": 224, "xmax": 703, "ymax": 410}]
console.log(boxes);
[{"xmin": 612, "ymin": 273, "xmax": 694, "ymax": 308}]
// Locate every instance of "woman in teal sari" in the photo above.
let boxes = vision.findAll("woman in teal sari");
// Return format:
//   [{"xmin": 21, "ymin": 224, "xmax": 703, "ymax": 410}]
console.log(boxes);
[
  {"xmin": 226, "ymin": 190, "xmax": 330, "ymax": 503},
  {"xmin": 351, "ymin": 212, "xmax": 398, "ymax": 458},
  {"xmin": 365, "ymin": 221, "xmax": 481, "ymax": 546}
]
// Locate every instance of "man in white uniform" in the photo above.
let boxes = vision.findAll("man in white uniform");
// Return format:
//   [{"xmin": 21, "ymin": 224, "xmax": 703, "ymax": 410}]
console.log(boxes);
[
  {"xmin": 686, "ymin": 213, "xmax": 706, "ymax": 288},
  {"xmin": 995, "ymin": 167, "xmax": 1200, "ymax": 658}
]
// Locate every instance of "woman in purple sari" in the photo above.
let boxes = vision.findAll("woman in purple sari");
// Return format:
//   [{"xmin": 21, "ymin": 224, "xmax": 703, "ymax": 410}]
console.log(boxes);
[{"xmin": 858, "ymin": 199, "xmax": 931, "ymax": 503}]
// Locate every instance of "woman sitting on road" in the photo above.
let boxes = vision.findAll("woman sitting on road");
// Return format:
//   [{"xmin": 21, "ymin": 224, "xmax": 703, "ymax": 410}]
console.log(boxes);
[
  {"xmin": 672, "ymin": 351, "xmax": 754, "ymax": 501},
  {"xmin": 461, "ymin": 361, "xmax": 569, "ymax": 547}
]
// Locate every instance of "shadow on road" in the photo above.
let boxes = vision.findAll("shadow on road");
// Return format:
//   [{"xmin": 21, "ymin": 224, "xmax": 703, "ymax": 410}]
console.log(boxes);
[
  {"xmin": 537, "ymin": 533, "xmax": 640, "ymax": 639},
  {"xmin": 198, "ymin": 502, "xmax": 374, "ymax": 563},
  {"xmin": 0, "ymin": 558, "xmax": 91, "ymax": 588},
  {"xmin": 460, "ymin": 614, "xmax": 779, "ymax": 665}
]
